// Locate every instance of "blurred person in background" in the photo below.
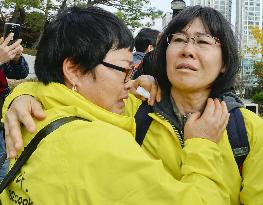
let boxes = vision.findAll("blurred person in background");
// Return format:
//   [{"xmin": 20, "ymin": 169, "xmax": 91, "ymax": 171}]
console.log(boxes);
[{"xmin": 132, "ymin": 28, "xmax": 160, "ymax": 78}]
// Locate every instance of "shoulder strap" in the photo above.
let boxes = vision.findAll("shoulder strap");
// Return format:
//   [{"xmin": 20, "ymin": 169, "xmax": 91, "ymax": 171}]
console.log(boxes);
[
  {"xmin": 135, "ymin": 101, "xmax": 153, "ymax": 145},
  {"xmin": 226, "ymin": 108, "xmax": 249, "ymax": 175},
  {"xmin": 0, "ymin": 116, "xmax": 88, "ymax": 193}
]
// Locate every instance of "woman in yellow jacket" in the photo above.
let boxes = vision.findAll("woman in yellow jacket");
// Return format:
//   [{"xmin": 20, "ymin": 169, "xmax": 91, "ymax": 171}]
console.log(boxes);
[
  {"xmin": 3, "ymin": 6, "xmax": 263, "ymax": 205},
  {"xmin": 0, "ymin": 5, "xmax": 232, "ymax": 205},
  {"xmin": 137, "ymin": 6, "xmax": 262, "ymax": 205}
]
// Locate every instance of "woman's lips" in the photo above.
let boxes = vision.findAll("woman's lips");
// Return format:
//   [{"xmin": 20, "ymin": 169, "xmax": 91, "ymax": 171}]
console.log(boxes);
[{"xmin": 176, "ymin": 63, "xmax": 197, "ymax": 71}]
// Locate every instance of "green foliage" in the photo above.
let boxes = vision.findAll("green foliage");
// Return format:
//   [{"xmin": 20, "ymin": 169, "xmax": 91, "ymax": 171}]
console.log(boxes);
[
  {"xmin": 254, "ymin": 61, "xmax": 263, "ymax": 87},
  {"xmin": 3, "ymin": 0, "xmax": 41, "ymax": 9},
  {"xmin": 23, "ymin": 47, "xmax": 37, "ymax": 56},
  {"xmin": 76, "ymin": 0, "xmax": 163, "ymax": 31},
  {"xmin": 252, "ymin": 92, "xmax": 263, "ymax": 104},
  {"xmin": 1, "ymin": 0, "xmax": 163, "ymax": 47},
  {"xmin": 114, "ymin": 0, "xmax": 163, "ymax": 31},
  {"xmin": 24, "ymin": 12, "xmax": 45, "ymax": 32}
]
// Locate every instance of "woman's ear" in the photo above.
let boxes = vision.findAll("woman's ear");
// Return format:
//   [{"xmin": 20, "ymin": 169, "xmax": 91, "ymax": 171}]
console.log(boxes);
[{"xmin": 63, "ymin": 58, "xmax": 81, "ymax": 88}]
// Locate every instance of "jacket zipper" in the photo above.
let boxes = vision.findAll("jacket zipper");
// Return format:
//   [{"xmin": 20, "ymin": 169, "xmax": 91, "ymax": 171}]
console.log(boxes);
[{"xmin": 155, "ymin": 112, "xmax": 185, "ymax": 148}]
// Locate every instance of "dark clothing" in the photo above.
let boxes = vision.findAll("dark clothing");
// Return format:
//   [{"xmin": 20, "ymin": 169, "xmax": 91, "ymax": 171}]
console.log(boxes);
[
  {"xmin": 132, "ymin": 51, "xmax": 154, "ymax": 79},
  {"xmin": 0, "ymin": 56, "xmax": 29, "ymax": 99},
  {"xmin": 140, "ymin": 51, "xmax": 154, "ymax": 76},
  {"xmin": 132, "ymin": 51, "xmax": 145, "ymax": 65}
]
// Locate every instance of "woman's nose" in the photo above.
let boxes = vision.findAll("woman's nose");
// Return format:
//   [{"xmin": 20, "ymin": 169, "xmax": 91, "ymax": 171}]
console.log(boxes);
[{"xmin": 181, "ymin": 42, "xmax": 196, "ymax": 59}]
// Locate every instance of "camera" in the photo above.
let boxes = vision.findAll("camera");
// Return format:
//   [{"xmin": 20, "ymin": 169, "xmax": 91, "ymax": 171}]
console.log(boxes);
[{"xmin": 3, "ymin": 23, "xmax": 21, "ymax": 45}]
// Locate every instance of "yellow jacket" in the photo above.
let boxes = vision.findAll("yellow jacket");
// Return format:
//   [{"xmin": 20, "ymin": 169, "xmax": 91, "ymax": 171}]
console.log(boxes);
[
  {"xmin": 0, "ymin": 82, "xmax": 231, "ymax": 204},
  {"xmin": 125, "ymin": 95, "xmax": 263, "ymax": 205}
]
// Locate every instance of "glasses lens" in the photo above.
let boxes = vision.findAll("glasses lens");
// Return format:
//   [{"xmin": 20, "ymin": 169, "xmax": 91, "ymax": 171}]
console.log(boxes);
[
  {"xmin": 195, "ymin": 35, "xmax": 218, "ymax": 48},
  {"xmin": 168, "ymin": 33, "xmax": 187, "ymax": 46}
]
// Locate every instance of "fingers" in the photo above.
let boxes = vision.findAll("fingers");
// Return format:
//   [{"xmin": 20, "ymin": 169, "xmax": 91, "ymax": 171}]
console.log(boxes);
[
  {"xmin": 201, "ymin": 98, "xmax": 215, "ymax": 120},
  {"xmin": 4, "ymin": 117, "xmax": 21, "ymax": 158},
  {"xmin": 218, "ymin": 101, "xmax": 230, "ymax": 133},
  {"xmin": 133, "ymin": 75, "xmax": 158, "ymax": 105},
  {"xmin": 8, "ymin": 39, "xmax": 22, "ymax": 50},
  {"xmin": 2, "ymin": 33, "xmax": 14, "ymax": 47},
  {"xmin": 4, "ymin": 95, "xmax": 46, "ymax": 158},
  {"xmin": 0, "ymin": 37, "xmax": 4, "ymax": 44},
  {"xmin": 31, "ymin": 99, "xmax": 46, "ymax": 121},
  {"xmin": 184, "ymin": 99, "xmax": 230, "ymax": 143},
  {"xmin": 213, "ymin": 98, "xmax": 222, "ymax": 120},
  {"xmin": 0, "ymin": 37, "xmax": 22, "ymax": 63},
  {"xmin": 11, "ymin": 95, "xmax": 45, "ymax": 133},
  {"xmin": 10, "ymin": 45, "xmax": 23, "ymax": 61},
  {"xmin": 185, "ymin": 112, "xmax": 201, "ymax": 125}
]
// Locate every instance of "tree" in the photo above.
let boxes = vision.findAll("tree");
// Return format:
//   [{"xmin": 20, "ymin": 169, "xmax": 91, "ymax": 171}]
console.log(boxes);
[
  {"xmin": 1, "ymin": 0, "xmax": 42, "ymax": 24},
  {"xmin": 58, "ymin": 0, "xmax": 163, "ymax": 31},
  {"xmin": 250, "ymin": 27, "xmax": 263, "ymax": 88},
  {"xmin": 247, "ymin": 26, "xmax": 263, "ymax": 56},
  {"xmin": 1, "ymin": 0, "xmax": 163, "ymax": 47},
  {"xmin": 254, "ymin": 61, "xmax": 263, "ymax": 88}
]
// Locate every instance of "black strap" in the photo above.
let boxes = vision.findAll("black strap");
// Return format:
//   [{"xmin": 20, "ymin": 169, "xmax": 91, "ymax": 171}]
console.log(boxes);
[
  {"xmin": 135, "ymin": 101, "xmax": 153, "ymax": 145},
  {"xmin": 0, "ymin": 116, "xmax": 87, "ymax": 194},
  {"xmin": 226, "ymin": 108, "xmax": 249, "ymax": 175}
]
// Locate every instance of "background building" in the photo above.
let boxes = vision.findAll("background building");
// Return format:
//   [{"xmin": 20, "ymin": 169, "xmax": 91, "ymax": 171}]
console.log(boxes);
[
  {"xmin": 236, "ymin": 0, "xmax": 263, "ymax": 87},
  {"xmin": 190, "ymin": 0, "xmax": 232, "ymax": 22},
  {"xmin": 162, "ymin": 0, "xmax": 232, "ymax": 28},
  {"xmin": 236, "ymin": 0, "xmax": 262, "ymax": 53}
]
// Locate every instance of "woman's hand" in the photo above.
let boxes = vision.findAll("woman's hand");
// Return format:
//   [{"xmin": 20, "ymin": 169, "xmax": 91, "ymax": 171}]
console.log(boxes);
[
  {"xmin": 184, "ymin": 98, "xmax": 229, "ymax": 144},
  {"xmin": 5, "ymin": 95, "xmax": 46, "ymax": 158},
  {"xmin": 130, "ymin": 75, "xmax": 161, "ymax": 106},
  {"xmin": 0, "ymin": 33, "xmax": 22, "ymax": 64}
]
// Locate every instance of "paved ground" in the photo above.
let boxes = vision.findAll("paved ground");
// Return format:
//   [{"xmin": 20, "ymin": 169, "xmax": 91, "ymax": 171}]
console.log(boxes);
[{"xmin": 23, "ymin": 54, "xmax": 36, "ymax": 79}]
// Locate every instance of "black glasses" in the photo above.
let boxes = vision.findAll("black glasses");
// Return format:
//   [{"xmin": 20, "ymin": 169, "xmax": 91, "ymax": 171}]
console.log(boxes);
[{"xmin": 102, "ymin": 61, "xmax": 136, "ymax": 83}]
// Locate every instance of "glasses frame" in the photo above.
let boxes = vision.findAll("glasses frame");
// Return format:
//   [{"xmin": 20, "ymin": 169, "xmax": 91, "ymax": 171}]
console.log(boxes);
[
  {"xmin": 166, "ymin": 33, "xmax": 220, "ymax": 48},
  {"xmin": 102, "ymin": 61, "xmax": 135, "ymax": 83}
]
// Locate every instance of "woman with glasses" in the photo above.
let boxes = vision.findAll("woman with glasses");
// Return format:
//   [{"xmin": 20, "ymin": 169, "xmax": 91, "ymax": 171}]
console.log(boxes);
[
  {"xmin": 0, "ymin": 6, "xmax": 231, "ymax": 205},
  {"xmin": 150, "ymin": 6, "xmax": 262, "ymax": 205}
]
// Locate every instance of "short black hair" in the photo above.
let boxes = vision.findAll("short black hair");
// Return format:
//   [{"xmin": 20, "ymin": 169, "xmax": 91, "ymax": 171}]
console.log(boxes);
[
  {"xmin": 134, "ymin": 28, "xmax": 160, "ymax": 52},
  {"xmin": 153, "ymin": 6, "xmax": 240, "ymax": 97},
  {"xmin": 35, "ymin": 6, "xmax": 134, "ymax": 84}
]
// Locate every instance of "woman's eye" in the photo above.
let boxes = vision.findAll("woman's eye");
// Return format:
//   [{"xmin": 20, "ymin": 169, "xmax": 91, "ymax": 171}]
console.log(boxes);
[
  {"xmin": 197, "ymin": 40, "xmax": 210, "ymax": 44},
  {"xmin": 173, "ymin": 38, "xmax": 186, "ymax": 42}
]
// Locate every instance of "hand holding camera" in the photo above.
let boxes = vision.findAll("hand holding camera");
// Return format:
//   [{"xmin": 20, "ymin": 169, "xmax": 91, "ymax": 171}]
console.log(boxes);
[{"xmin": 0, "ymin": 23, "xmax": 23, "ymax": 64}]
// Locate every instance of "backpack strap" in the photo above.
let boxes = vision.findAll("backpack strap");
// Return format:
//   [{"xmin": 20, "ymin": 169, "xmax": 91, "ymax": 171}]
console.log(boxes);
[
  {"xmin": 226, "ymin": 108, "xmax": 249, "ymax": 175},
  {"xmin": 0, "ymin": 116, "xmax": 88, "ymax": 194},
  {"xmin": 135, "ymin": 101, "xmax": 153, "ymax": 145}
]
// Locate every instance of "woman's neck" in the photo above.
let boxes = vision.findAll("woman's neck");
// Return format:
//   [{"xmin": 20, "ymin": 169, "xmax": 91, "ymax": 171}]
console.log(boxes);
[{"xmin": 170, "ymin": 87, "xmax": 211, "ymax": 115}]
